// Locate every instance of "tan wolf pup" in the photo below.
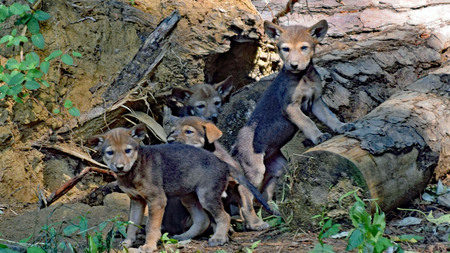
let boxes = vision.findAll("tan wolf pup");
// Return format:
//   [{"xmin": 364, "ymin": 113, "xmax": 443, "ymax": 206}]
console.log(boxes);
[
  {"xmin": 88, "ymin": 124, "xmax": 274, "ymax": 252},
  {"xmin": 232, "ymin": 20, "xmax": 355, "ymax": 205},
  {"xmin": 169, "ymin": 75, "xmax": 234, "ymax": 123},
  {"xmin": 167, "ymin": 116, "xmax": 271, "ymax": 231}
]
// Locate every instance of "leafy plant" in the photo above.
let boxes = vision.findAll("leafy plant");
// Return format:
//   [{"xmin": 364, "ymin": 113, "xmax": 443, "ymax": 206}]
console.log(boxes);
[
  {"xmin": 309, "ymin": 208, "xmax": 341, "ymax": 253},
  {"xmin": 0, "ymin": 0, "xmax": 82, "ymax": 116},
  {"xmin": 340, "ymin": 191, "xmax": 402, "ymax": 253},
  {"xmin": 159, "ymin": 233, "xmax": 179, "ymax": 253},
  {"xmin": 245, "ymin": 240, "xmax": 261, "ymax": 253}
]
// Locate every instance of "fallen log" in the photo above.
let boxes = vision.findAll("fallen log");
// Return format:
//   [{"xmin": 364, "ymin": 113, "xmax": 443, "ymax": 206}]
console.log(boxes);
[{"xmin": 277, "ymin": 72, "xmax": 448, "ymax": 229}]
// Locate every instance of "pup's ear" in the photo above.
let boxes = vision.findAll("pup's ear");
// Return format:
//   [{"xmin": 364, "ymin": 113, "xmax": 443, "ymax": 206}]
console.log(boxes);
[
  {"xmin": 87, "ymin": 135, "xmax": 105, "ymax": 150},
  {"xmin": 202, "ymin": 122, "xmax": 223, "ymax": 144},
  {"xmin": 162, "ymin": 106, "xmax": 180, "ymax": 135},
  {"xmin": 308, "ymin": 20, "xmax": 328, "ymax": 43},
  {"xmin": 264, "ymin": 21, "xmax": 284, "ymax": 41},
  {"xmin": 130, "ymin": 123, "xmax": 147, "ymax": 141},
  {"xmin": 171, "ymin": 87, "xmax": 193, "ymax": 101},
  {"xmin": 214, "ymin": 75, "xmax": 234, "ymax": 101}
]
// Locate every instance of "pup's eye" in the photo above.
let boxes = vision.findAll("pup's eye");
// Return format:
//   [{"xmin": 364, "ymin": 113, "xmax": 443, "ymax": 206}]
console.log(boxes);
[
  {"xmin": 125, "ymin": 148, "xmax": 132, "ymax": 154},
  {"xmin": 196, "ymin": 104, "xmax": 205, "ymax": 109},
  {"xmin": 185, "ymin": 130, "xmax": 193, "ymax": 134},
  {"xmin": 281, "ymin": 47, "xmax": 290, "ymax": 52},
  {"xmin": 214, "ymin": 101, "xmax": 221, "ymax": 106},
  {"xmin": 106, "ymin": 150, "xmax": 114, "ymax": 156},
  {"xmin": 301, "ymin": 46, "xmax": 309, "ymax": 51}
]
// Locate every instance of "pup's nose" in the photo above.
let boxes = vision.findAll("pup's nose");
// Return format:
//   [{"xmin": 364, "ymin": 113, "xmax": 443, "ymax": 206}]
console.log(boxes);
[
  {"xmin": 116, "ymin": 164, "xmax": 124, "ymax": 171},
  {"xmin": 210, "ymin": 114, "xmax": 218, "ymax": 124},
  {"xmin": 290, "ymin": 63, "xmax": 298, "ymax": 70}
]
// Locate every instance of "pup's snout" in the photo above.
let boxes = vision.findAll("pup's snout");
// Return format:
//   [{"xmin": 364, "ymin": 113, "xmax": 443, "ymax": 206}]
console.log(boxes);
[
  {"xmin": 290, "ymin": 62, "xmax": 298, "ymax": 70},
  {"xmin": 209, "ymin": 114, "xmax": 218, "ymax": 124},
  {"xmin": 115, "ymin": 164, "xmax": 124, "ymax": 171},
  {"xmin": 167, "ymin": 136, "xmax": 175, "ymax": 143}
]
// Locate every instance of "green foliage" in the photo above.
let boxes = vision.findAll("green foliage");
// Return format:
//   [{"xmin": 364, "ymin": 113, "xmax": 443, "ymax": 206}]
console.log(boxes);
[
  {"xmin": 159, "ymin": 233, "xmax": 179, "ymax": 253},
  {"xmin": 246, "ymin": 240, "xmax": 261, "ymax": 253},
  {"xmin": 341, "ymin": 191, "xmax": 402, "ymax": 253},
  {"xmin": 309, "ymin": 208, "xmax": 341, "ymax": 253},
  {"xmin": 0, "ymin": 1, "xmax": 82, "ymax": 116}
]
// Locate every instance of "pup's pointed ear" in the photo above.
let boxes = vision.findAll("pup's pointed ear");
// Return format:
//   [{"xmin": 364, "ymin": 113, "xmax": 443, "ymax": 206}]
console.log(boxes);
[
  {"xmin": 171, "ymin": 87, "xmax": 193, "ymax": 101},
  {"xmin": 87, "ymin": 135, "xmax": 105, "ymax": 150},
  {"xmin": 309, "ymin": 20, "xmax": 328, "ymax": 43},
  {"xmin": 264, "ymin": 21, "xmax": 284, "ymax": 41},
  {"xmin": 202, "ymin": 122, "xmax": 222, "ymax": 144},
  {"xmin": 215, "ymin": 75, "xmax": 234, "ymax": 100},
  {"xmin": 130, "ymin": 123, "xmax": 147, "ymax": 141}
]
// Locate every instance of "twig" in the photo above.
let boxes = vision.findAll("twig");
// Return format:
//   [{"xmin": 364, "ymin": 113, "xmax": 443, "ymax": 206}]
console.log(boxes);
[{"xmin": 39, "ymin": 166, "xmax": 115, "ymax": 208}]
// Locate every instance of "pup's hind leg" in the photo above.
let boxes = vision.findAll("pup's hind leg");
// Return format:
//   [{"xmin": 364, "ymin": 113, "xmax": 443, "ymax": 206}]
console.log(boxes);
[
  {"xmin": 172, "ymin": 194, "xmax": 210, "ymax": 241},
  {"xmin": 237, "ymin": 184, "xmax": 270, "ymax": 230},
  {"xmin": 122, "ymin": 197, "xmax": 146, "ymax": 248},
  {"xmin": 197, "ymin": 189, "xmax": 230, "ymax": 246},
  {"xmin": 262, "ymin": 151, "xmax": 288, "ymax": 202}
]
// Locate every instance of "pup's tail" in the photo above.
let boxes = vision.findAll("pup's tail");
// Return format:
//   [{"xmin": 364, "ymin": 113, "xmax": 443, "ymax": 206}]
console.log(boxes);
[{"xmin": 229, "ymin": 166, "xmax": 280, "ymax": 216}]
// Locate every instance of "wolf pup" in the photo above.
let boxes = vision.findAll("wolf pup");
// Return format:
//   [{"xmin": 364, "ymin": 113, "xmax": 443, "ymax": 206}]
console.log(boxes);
[
  {"xmin": 88, "ymin": 124, "xmax": 273, "ymax": 252},
  {"xmin": 167, "ymin": 116, "xmax": 271, "ymax": 231},
  {"xmin": 232, "ymin": 20, "xmax": 355, "ymax": 205},
  {"xmin": 169, "ymin": 75, "xmax": 234, "ymax": 123}
]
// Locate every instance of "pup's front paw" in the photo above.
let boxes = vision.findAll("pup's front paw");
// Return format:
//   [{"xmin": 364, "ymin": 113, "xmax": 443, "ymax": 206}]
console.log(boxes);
[
  {"xmin": 316, "ymin": 132, "xmax": 332, "ymax": 144},
  {"xmin": 245, "ymin": 220, "xmax": 270, "ymax": 231},
  {"xmin": 139, "ymin": 243, "xmax": 157, "ymax": 252},
  {"xmin": 337, "ymin": 123, "xmax": 355, "ymax": 133},
  {"xmin": 208, "ymin": 236, "xmax": 229, "ymax": 247}
]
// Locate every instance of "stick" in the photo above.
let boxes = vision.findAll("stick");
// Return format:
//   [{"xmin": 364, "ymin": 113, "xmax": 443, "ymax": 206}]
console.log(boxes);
[{"xmin": 39, "ymin": 166, "xmax": 115, "ymax": 208}]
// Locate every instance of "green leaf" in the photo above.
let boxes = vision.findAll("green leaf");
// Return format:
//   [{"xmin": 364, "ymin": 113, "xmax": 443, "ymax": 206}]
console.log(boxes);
[
  {"xmin": 45, "ymin": 50, "xmax": 62, "ymax": 61},
  {"xmin": 0, "ymin": 5, "xmax": 10, "ymax": 22},
  {"xmin": 41, "ymin": 80, "xmax": 50, "ymax": 88},
  {"xmin": 33, "ymin": 10, "xmax": 50, "ymax": 21},
  {"xmin": 40, "ymin": 61, "xmax": 49, "ymax": 74},
  {"xmin": 18, "ymin": 36, "xmax": 28, "ymax": 43},
  {"xmin": 7, "ymin": 85, "xmax": 23, "ymax": 96},
  {"xmin": 52, "ymin": 108, "xmax": 60, "ymax": 114},
  {"xmin": 64, "ymin": 99, "xmax": 73, "ymax": 109},
  {"xmin": 12, "ymin": 37, "xmax": 21, "ymax": 46},
  {"xmin": 15, "ymin": 14, "xmax": 31, "ymax": 25},
  {"xmin": 63, "ymin": 225, "xmax": 79, "ymax": 236},
  {"xmin": 61, "ymin": 54, "xmax": 73, "ymax": 65},
  {"xmin": 13, "ymin": 94, "xmax": 24, "ymax": 103},
  {"xmin": 88, "ymin": 235, "xmax": 98, "ymax": 253},
  {"xmin": 68, "ymin": 107, "xmax": 80, "ymax": 117},
  {"xmin": 8, "ymin": 72, "xmax": 25, "ymax": 85},
  {"xmin": 72, "ymin": 51, "xmax": 82, "ymax": 57},
  {"xmin": 346, "ymin": 229, "xmax": 364, "ymax": 251},
  {"xmin": 0, "ymin": 85, "xmax": 8, "ymax": 93},
  {"xmin": 398, "ymin": 234, "xmax": 424, "ymax": 242},
  {"xmin": 19, "ymin": 235, "xmax": 33, "ymax": 243},
  {"xmin": 27, "ymin": 0, "xmax": 36, "ymax": 4},
  {"xmin": 374, "ymin": 237, "xmax": 393, "ymax": 252},
  {"xmin": 31, "ymin": 33, "xmax": 44, "ymax": 49},
  {"xmin": 0, "ymin": 35, "xmax": 13, "ymax": 44},
  {"xmin": 27, "ymin": 16, "xmax": 39, "ymax": 34},
  {"xmin": 25, "ymin": 80, "xmax": 40, "ymax": 90},
  {"xmin": 99, "ymin": 221, "xmax": 108, "ymax": 231},
  {"xmin": 11, "ymin": 29, "xmax": 17, "ymax": 36},
  {"xmin": 9, "ymin": 3, "xmax": 26, "ymax": 16},
  {"xmin": 5, "ymin": 59, "xmax": 19, "ymax": 70},
  {"xmin": 27, "ymin": 247, "xmax": 46, "ymax": 253},
  {"xmin": 308, "ymin": 243, "xmax": 335, "ymax": 253},
  {"xmin": 322, "ymin": 223, "xmax": 341, "ymax": 239},
  {"xmin": 27, "ymin": 69, "xmax": 43, "ymax": 79}
]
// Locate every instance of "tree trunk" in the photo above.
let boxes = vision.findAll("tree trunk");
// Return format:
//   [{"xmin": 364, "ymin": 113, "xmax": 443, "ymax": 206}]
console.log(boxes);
[{"xmin": 277, "ymin": 72, "xmax": 448, "ymax": 229}]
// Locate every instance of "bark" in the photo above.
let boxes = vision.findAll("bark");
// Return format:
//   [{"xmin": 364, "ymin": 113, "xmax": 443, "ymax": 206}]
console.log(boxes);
[{"xmin": 277, "ymin": 72, "xmax": 448, "ymax": 228}]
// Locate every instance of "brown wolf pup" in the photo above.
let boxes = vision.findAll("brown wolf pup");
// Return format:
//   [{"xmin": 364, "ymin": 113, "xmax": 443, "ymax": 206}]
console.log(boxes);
[
  {"xmin": 232, "ymin": 20, "xmax": 355, "ymax": 206},
  {"xmin": 88, "ymin": 124, "xmax": 273, "ymax": 252},
  {"xmin": 169, "ymin": 75, "xmax": 234, "ymax": 123},
  {"xmin": 167, "ymin": 116, "xmax": 271, "ymax": 231}
]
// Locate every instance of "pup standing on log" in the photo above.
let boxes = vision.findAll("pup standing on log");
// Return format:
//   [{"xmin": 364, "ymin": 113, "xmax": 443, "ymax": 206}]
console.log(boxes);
[
  {"xmin": 232, "ymin": 20, "xmax": 355, "ymax": 204},
  {"xmin": 88, "ymin": 124, "xmax": 274, "ymax": 252}
]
